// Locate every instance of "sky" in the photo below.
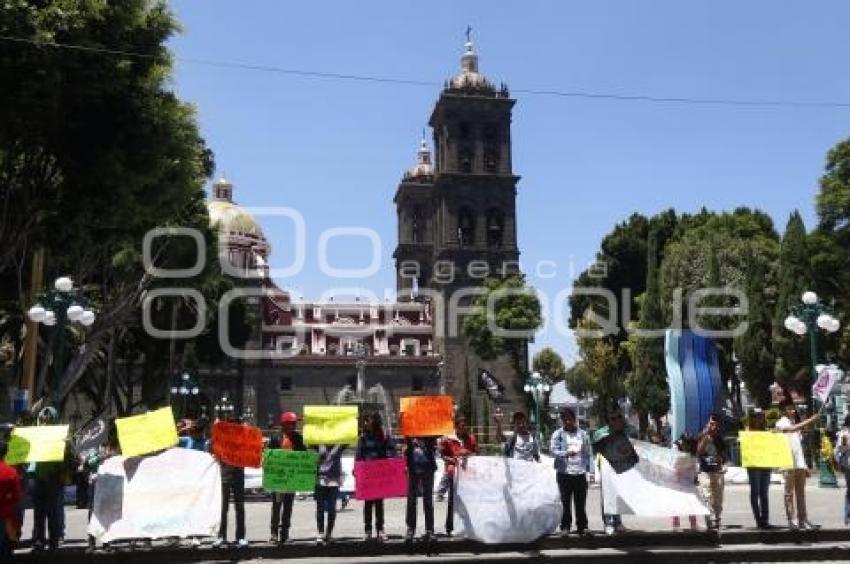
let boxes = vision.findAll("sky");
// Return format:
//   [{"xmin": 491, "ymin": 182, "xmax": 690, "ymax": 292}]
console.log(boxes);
[{"xmin": 168, "ymin": 1, "xmax": 850, "ymax": 366}]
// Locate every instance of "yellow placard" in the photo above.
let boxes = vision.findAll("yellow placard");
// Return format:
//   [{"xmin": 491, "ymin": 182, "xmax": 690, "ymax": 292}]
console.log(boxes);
[
  {"xmin": 5, "ymin": 425, "xmax": 68, "ymax": 465},
  {"xmin": 116, "ymin": 406, "xmax": 178, "ymax": 458},
  {"xmin": 303, "ymin": 406, "xmax": 358, "ymax": 445},
  {"xmin": 740, "ymin": 431, "xmax": 794, "ymax": 468}
]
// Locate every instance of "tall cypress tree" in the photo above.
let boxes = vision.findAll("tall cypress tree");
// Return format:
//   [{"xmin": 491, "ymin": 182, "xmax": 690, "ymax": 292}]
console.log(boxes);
[
  {"xmin": 626, "ymin": 227, "xmax": 670, "ymax": 435},
  {"xmin": 734, "ymin": 251, "xmax": 775, "ymax": 408},
  {"xmin": 773, "ymin": 212, "xmax": 813, "ymax": 387}
]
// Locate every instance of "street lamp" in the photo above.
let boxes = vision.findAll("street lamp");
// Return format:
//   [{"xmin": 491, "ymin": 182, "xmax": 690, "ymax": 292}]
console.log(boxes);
[
  {"xmin": 523, "ymin": 371, "xmax": 551, "ymax": 436},
  {"xmin": 783, "ymin": 290, "xmax": 841, "ymax": 487},
  {"xmin": 170, "ymin": 371, "xmax": 200, "ymax": 419},
  {"xmin": 27, "ymin": 276, "xmax": 95, "ymax": 407}
]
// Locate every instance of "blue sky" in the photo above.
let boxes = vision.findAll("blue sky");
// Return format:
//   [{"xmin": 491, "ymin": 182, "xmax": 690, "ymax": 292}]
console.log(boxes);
[{"xmin": 169, "ymin": 1, "xmax": 850, "ymax": 365}]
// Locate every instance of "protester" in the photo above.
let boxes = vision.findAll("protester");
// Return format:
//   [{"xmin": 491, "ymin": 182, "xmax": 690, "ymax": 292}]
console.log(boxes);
[
  {"xmin": 697, "ymin": 413, "xmax": 727, "ymax": 530},
  {"xmin": 550, "ymin": 407, "xmax": 593, "ymax": 535},
  {"xmin": 31, "ymin": 407, "xmax": 68, "ymax": 551},
  {"xmin": 84, "ymin": 428, "xmax": 119, "ymax": 553},
  {"xmin": 671, "ymin": 434, "xmax": 698, "ymax": 530},
  {"xmin": 404, "ymin": 435, "xmax": 438, "ymax": 542},
  {"xmin": 495, "ymin": 411, "xmax": 540, "ymax": 462},
  {"xmin": 315, "ymin": 444, "xmax": 344, "ymax": 545},
  {"xmin": 178, "ymin": 418, "xmax": 208, "ymax": 451},
  {"xmin": 355, "ymin": 412, "xmax": 396, "ymax": 542},
  {"xmin": 834, "ymin": 415, "xmax": 850, "ymax": 525},
  {"xmin": 776, "ymin": 400, "xmax": 819, "ymax": 530},
  {"xmin": 592, "ymin": 408, "xmax": 638, "ymax": 535},
  {"xmin": 0, "ymin": 440, "xmax": 23, "ymax": 561},
  {"xmin": 745, "ymin": 409, "xmax": 773, "ymax": 529},
  {"xmin": 211, "ymin": 416, "xmax": 249, "ymax": 549},
  {"xmin": 268, "ymin": 411, "xmax": 306, "ymax": 544},
  {"xmin": 439, "ymin": 414, "xmax": 478, "ymax": 537}
]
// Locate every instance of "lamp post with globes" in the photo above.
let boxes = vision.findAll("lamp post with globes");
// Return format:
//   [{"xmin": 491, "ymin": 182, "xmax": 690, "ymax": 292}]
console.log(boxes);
[
  {"xmin": 524, "ymin": 371, "xmax": 551, "ymax": 437},
  {"xmin": 783, "ymin": 290, "xmax": 841, "ymax": 486},
  {"xmin": 27, "ymin": 276, "xmax": 95, "ymax": 408},
  {"xmin": 170, "ymin": 371, "xmax": 200, "ymax": 419},
  {"xmin": 215, "ymin": 394, "xmax": 236, "ymax": 420}
]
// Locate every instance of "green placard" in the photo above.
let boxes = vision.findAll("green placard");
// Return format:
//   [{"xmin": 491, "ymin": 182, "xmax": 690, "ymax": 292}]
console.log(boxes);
[{"xmin": 262, "ymin": 449, "xmax": 318, "ymax": 492}]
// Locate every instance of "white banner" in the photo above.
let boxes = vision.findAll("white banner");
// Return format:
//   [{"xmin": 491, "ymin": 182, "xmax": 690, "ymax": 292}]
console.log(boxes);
[
  {"xmin": 601, "ymin": 441, "xmax": 708, "ymax": 517},
  {"xmin": 88, "ymin": 448, "xmax": 222, "ymax": 541},
  {"xmin": 455, "ymin": 456, "xmax": 561, "ymax": 544}
]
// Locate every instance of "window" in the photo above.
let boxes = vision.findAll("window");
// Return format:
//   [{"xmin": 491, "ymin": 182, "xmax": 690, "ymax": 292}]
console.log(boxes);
[
  {"xmin": 280, "ymin": 377, "xmax": 293, "ymax": 392},
  {"xmin": 458, "ymin": 207, "xmax": 475, "ymax": 246},
  {"xmin": 412, "ymin": 376, "xmax": 424, "ymax": 392},
  {"xmin": 486, "ymin": 208, "xmax": 505, "ymax": 247}
]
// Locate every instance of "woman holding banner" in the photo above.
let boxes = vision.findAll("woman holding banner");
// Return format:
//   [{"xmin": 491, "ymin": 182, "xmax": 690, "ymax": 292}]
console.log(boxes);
[
  {"xmin": 268, "ymin": 411, "xmax": 306, "ymax": 544},
  {"xmin": 776, "ymin": 401, "xmax": 819, "ymax": 530},
  {"xmin": 355, "ymin": 412, "xmax": 396, "ymax": 542},
  {"xmin": 745, "ymin": 409, "xmax": 772, "ymax": 529},
  {"xmin": 315, "ymin": 444, "xmax": 344, "ymax": 545}
]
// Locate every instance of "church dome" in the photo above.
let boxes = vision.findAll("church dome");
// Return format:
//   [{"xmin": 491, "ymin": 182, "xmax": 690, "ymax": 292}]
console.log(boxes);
[
  {"xmin": 406, "ymin": 137, "xmax": 433, "ymax": 180},
  {"xmin": 448, "ymin": 39, "xmax": 494, "ymax": 92},
  {"xmin": 207, "ymin": 177, "xmax": 267, "ymax": 241}
]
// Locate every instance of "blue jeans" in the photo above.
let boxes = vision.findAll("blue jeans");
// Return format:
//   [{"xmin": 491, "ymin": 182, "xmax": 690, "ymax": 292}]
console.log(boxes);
[{"xmin": 747, "ymin": 468, "xmax": 770, "ymax": 526}]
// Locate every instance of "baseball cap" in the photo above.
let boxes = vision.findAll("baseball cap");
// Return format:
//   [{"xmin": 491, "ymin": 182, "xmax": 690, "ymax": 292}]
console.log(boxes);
[{"xmin": 280, "ymin": 411, "xmax": 298, "ymax": 424}]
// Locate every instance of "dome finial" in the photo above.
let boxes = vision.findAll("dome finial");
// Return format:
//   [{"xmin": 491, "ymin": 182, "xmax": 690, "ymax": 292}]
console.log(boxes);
[
  {"xmin": 461, "ymin": 25, "xmax": 478, "ymax": 73},
  {"xmin": 213, "ymin": 174, "xmax": 234, "ymax": 202},
  {"xmin": 407, "ymin": 131, "xmax": 432, "ymax": 179}
]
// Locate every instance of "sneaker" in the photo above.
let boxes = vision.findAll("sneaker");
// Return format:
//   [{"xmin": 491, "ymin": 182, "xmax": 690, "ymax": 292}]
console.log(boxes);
[
  {"xmin": 191, "ymin": 537, "xmax": 201, "ymax": 547},
  {"xmin": 278, "ymin": 534, "xmax": 289, "ymax": 545},
  {"xmin": 801, "ymin": 520, "xmax": 820, "ymax": 531},
  {"xmin": 423, "ymin": 531, "xmax": 436, "ymax": 542},
  {"xmin": 212, "ymin": 537, "xmax": 225, "ymax": 548},
  {"xmin": 269, "ymin": 534, "xmax": 278, "ymax": 544},
  {"xmin": 237, "ymin": 538, "xmax": 249, "ymax": 549},
  {"xmin": 788, "ymin": 520, "xmax": 799, "ymax": 530},
  {"xmin": 376, "ymin": 531, "xmax": 387, "ymax": 543},
  {"xmin": 445, "ymin": 530, "xmax": 453, "ymax": 538},
  {"xmin": 604, "ymin": 525, "xmax": 615, "ymax": 536},
  {"xmin": 364, "ymin": 530, "xmax": 373, "ymax": 542},
  {"xmin": 559, "ymin": 527, "xmax": 570, "ymax": 537},
  {"xmin": 317, "ymin": 536, "xmax": 326, "ymax": 545}
]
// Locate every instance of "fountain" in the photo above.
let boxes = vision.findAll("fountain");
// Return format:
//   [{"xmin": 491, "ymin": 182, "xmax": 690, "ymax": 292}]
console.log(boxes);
[{"xmin": 333, "ymin": 344, "xmax": 395, "ymax": 436}]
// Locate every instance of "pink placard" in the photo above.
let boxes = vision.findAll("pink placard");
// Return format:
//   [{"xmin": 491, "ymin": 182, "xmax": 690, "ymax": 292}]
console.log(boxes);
[{"xmin": 354, "ymin": 458, "xmax": 408, "ymax": 501}]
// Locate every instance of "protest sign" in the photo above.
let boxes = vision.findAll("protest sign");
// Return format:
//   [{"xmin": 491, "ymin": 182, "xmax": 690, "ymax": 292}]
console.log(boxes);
[
  {"xmin": 600, "ymin": 440, "xmax": 708, "ymax": 517},
  {"xmin": 116, "ymin": 407, "xmax": 178, "ymax": 458},
  {"xmin": 211, "ymin": 421, "xmax": 263, "ymax": 468},
  {"xmin": 594, "ymin": 430, "xmax": 639, "ymax": 474},
  {"xmin": 813, "ymin": 364, "xmax": 843, "ymax": 404},
  {"xmin": 88, "ymin": 448, "xmax": 221, "ymax": 542},
  {"xmin": 5, "ymin": 425, "xmax": 68, "ymax": 465},
  {"xmin": 263, "ymin": 449, "xmax": 318, "ymax": 492},
  {"xmin": 740, "ymin": 431, "xmax": 793, "ymax": 468},
  {"xmin": 400, "ymin": 395, "xmax": 454, "ymax": 437},
  {"xmin": 303, "ymin": 405, "xmax": 358, "ymax": 445},
  {"xmin": 73, "ymin": 416, "xmax": 107, "ymax": 458},
  {"xmin": 455, "ymin": 456, "xmax": 561, "ymax": 544},
  {"xmin": 354, "ymin": 458, "xmax": 407, "ymax": 501}
]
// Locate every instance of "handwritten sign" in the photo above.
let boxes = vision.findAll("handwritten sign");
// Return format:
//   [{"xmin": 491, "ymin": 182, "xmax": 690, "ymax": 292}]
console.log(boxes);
[
  {"xmin": 400, "ymin": 396, "xmax": 454, "ymax": 437},
  {"xmin": 263, "ymin": 449, "xmax": 318, "ymax": 492},
  {"xmin": 116, "ymin": 407, "xmax": 178, "ymax": 458},
  {"xmin": 303, "ymin": 405, "xmax": 358, "ymax": 445},
  {"xmin": 354, "ymin": 458, "xmax": 407, "ymax": 501},
  {"xmin": 5, "ymin": 425, "xmax": 68, "ymax": 465},
  {"xmin": 211, "ymin": 422, "xmax": 263, "ymax": 468},
  {"xmin": 740, "ymin": 431, "xmax": 793, "ymax": 468}
]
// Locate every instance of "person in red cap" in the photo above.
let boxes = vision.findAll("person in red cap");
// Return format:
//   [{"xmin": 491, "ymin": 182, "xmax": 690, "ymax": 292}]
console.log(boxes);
[
  {"xmin": 0, "ymin": 440, "xmax": 22, "ymax": 560},
  {"xmin": 267, "ymin": 411, "xmax": 305, "ymax": 544}
]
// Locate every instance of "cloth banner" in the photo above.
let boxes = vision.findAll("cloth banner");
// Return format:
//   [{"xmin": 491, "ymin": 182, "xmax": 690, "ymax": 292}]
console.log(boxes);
[
  {"xmin": 354, "ymin": 458, "xmax": 407, "ymax": 501},
  {"xmin": 116, "ymin": 407, "xmax": 178, "ymax": 458},
  {"xmin": 211, "ymin": 421, "xmax": 263, "ymax": 468},
  {"xmin": 303, "ymin": 405, "xmax": 358, "ymax": 445},
  {"xmin": 73, "ymin": 416, "xmax": 107, "ymax": 459},
  {"xmin": 88, "ymin": 448, "xmax": 221, "ymax": 541},
  {"xmin": 455, "ymin": 456, "xmax": 561, "ymax": 544},
  {"xmin": 400, "ymin": 395, "xmax": 454, "ymax": 437},
  {"xmin": 5, "ymin": 425, "xmax": 68, "ymax": 465},
  {"xmin": 813, "ymin": 364, "xmax": 843, "ymax": 404},
  {"xmin": 739, "ymin": 431, "xmax": 793, "ymax": 468},
  {"xmin": 601, "ymin": 440, "xmax": 708, "ymax": 517},
  {"xmin": 263, "ymin": 449, "xmax": 318, "ymax": 492}
]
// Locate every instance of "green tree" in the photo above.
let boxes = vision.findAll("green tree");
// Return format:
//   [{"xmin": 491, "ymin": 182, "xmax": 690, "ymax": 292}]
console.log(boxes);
[
  {"xmin": 563, "ymin": 361, "xmax": 593, "ymax": 399},
  {"xmin": 532, "ymin": 347, "xmax": 567, "ymax": 380},
  {"xmin": 625, "ymin": 228, "xmax": 669, "ymax": 436},
  {"xmin": 772, "ymin": 212, "xmax": 814, "ymax": 389},
  {"xmin": 734, "ymin": 251, "xmax": 775, "ymax": 408},
  {"xmin": 463, "ymin": 274, "xmax": 543, "ymax": 378},
  {"xmin": 575, "ymin": 318, "xmax": 623, "ymax": 419}
]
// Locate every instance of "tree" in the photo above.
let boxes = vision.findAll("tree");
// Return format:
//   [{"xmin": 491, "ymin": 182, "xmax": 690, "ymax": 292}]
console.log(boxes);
[
  {"xmin": 575, "ymin": 318, "xmax": 623, "ymax": 419},
  {"xmin": 734, "ymin": 251, "xmax": 775, "ymax": 408},
  {"xmin": 463, "ymin": 274, "xmax": 543, "ymax": 378},
  {"xmin": 772, "ymin": 212, "xmax": 814, "ymax": 389},
  {"xmin": 625, "ymin": 228, "xmax": 669, "ymax": 436},
  {"xmin": 532, "ymin": 347, "xmax": 566, "ymax": 380}
]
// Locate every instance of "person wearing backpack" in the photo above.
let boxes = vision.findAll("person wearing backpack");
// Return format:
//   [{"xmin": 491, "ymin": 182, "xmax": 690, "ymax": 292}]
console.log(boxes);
[
  {"xmin": 697, "ymin": 413, "xmax": 727, "ymax": 530},
  {"xmin": 550, "ymin": 407, "xmax": 593, "ymax": 535},
  {"xmin": 834, "ymin": 415, "xmax": 850, "ymax": 525},
  {"xmin": 494, "ymin": 411, "xmax": 540, "ymax": 462}
]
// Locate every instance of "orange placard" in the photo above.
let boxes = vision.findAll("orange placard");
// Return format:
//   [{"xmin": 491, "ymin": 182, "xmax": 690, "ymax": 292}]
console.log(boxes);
[
  {"xmin": 400, "ymin": 396, "xmax": 454, "ymax": 437},
  {"xmin": 211, "ymin": 421, "xmax": 263, "ymax": 468}
]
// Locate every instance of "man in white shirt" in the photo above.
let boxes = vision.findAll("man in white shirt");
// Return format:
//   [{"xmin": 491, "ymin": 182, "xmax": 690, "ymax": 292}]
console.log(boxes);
[
  {"xmin": 494, "ymin": 411, "xmax": 540, "ymax": 463},
  {"xmin": 775, "ymin": 401, "xmax": 819, "ymax": 530},
  {"xmin": 550, "ymin": 407, "xmax": 594, "ymax": 535}
]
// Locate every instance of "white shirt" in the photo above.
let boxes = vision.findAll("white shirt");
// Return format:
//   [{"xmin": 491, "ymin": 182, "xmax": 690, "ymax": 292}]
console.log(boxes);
[
  {"xmin": 511, "ymin": 433, "xmax": 537, "ymax": 462},
  {"xmin": 776, "ymin": 416, "xmax": 807, "ymax": 469}
]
